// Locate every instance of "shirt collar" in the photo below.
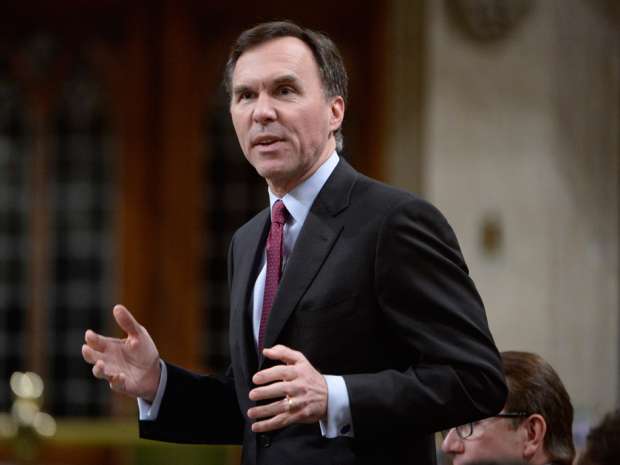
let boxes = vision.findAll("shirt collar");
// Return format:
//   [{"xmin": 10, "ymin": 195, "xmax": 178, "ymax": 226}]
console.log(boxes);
[{"xmin": 268, "ymin": 151, "xmax": 340, "ymax": 226}]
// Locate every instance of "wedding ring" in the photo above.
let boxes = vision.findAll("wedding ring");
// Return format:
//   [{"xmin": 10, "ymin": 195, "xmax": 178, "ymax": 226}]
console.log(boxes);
[{"xmin": 286, "ymin": 395, "xmax": 294, "ymax": 411}]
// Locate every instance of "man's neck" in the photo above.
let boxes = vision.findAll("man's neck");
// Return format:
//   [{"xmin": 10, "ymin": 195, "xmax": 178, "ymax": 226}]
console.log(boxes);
[{"xmin": 529, "ymin": 450, "xmax": 554, "ymax": 465}]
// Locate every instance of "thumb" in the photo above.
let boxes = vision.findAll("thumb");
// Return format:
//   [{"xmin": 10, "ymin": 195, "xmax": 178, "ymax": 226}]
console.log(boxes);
[{"xmin": 113, "ymin": 305, "xmax": 141, "ymax": 337}]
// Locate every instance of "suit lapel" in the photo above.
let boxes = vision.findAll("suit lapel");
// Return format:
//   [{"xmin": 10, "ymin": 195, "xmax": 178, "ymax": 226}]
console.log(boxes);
[
  {"xmin": 260, "ymin": 159, "xmax": 358, "ymax": 366},
  {"xmin": 229, "ymin": 208, "xmax": 270, "ymax": 382}
]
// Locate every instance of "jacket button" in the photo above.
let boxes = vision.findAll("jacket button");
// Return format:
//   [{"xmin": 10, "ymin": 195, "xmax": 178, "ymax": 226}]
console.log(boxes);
[{"xmin": 258, "ymin": 433, "xmax": 271, "ymax": 448}]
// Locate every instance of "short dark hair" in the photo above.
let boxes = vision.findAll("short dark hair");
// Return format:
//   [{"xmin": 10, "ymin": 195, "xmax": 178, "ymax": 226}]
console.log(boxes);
[
  {"xmin": 577, "ymin": 408, "xmax": 620, "ymax": 465},
  {"xmin": 501, "ymin": 351, "xmax": 575, "ymax": 465},
  {"xmin": 224, "ymin": 20, "xmax": 348, "ymax": 151}
]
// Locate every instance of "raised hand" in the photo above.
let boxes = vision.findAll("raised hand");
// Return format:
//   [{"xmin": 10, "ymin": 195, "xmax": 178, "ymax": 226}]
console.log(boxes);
[
  {"xmin": 82, "ymin": 305, "xmax": 161, "ymax": 402},
  {"xmin": 247, "ymin": 345, "xmax": 328, "ymax": 433}
]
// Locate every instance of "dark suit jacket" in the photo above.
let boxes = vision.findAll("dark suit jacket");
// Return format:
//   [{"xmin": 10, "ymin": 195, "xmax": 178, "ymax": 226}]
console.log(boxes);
[{"xmin": 140, "ymin": 159, "xmax": 507, "ymax": 465}]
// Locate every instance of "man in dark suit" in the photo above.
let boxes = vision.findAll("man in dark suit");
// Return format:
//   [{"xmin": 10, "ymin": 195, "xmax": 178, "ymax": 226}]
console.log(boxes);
[{"xmin": 82, "ymin": 21, "xmax": 506, "ymax": 465}]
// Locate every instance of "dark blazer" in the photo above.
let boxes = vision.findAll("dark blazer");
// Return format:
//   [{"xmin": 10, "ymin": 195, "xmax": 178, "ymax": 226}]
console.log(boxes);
[{"xmin": 140, "ymin": 159, "xmax": 507, "ymax": 465}]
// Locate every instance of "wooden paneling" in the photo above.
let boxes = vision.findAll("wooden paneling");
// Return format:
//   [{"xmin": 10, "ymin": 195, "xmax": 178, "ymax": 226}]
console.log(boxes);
[
  {"xmin": 0, "ymin": 0, "xmax": 389, "ymax": 412},
  {"xmin": 154, "ymin": 1, "xmax": 211, "ymax": 370}
]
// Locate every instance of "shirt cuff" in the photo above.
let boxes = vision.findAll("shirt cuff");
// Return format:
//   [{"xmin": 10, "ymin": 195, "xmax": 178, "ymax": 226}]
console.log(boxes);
[
  {"xmin": 137, "ymin": 360, "xmax": 167, "ymax": 421},
  {"xmin": 319, "ymin": 375, "xmax": 354, "ymax": 438}
]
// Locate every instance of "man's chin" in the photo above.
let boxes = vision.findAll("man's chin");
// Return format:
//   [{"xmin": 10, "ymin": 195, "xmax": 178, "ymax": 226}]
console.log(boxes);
[
  {"xmin": 452, "ymin": 456, "xmax": 479, "ymax": 465},
  {"xmin": 255, "ymin": 165, "xmax": 288, "ymax": 182},
  {"xmin": 453, "ymin": 455, "xmax": 518, "ymax": 465}
]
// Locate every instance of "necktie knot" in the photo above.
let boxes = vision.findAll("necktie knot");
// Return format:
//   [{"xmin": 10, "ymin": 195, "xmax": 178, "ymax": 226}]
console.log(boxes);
[{"xmin": 271, "ymin": 200, "xmax": 288, "ymax": 226}]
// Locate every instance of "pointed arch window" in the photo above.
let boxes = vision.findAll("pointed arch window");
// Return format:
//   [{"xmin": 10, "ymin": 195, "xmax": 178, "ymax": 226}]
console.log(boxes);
[
  {"xmin": 47, "ymin": 62, "xmax": 116, "ymax": 416},
  {"xmin": 0, "ymin": 65, "xmax": 30, "ymax": 412}
]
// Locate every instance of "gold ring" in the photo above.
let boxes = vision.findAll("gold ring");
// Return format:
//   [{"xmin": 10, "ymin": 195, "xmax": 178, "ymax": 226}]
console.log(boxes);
[{"xmin": 286, "ymin": 396, "xmax": 293, "ymax": 411}]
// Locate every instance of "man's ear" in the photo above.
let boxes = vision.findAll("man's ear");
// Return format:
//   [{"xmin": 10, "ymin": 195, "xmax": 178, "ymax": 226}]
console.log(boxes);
[
  {"xmin": 328, "ymin": 96, "xmax": 345, "ymax": 133},
  {"xmin": 522, "ymin": 414, "xmax": 547, "ymax": 460}
]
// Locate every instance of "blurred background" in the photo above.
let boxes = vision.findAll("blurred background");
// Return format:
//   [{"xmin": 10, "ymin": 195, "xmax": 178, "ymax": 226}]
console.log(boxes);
[{"xmin": 0, "ymin": 0, "xmax": 617, "ymax": 463}]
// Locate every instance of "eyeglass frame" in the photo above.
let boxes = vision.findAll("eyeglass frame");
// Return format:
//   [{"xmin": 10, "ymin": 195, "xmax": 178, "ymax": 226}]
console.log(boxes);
[{"xmin": 441, "ymin": 412, "xmax": 531, "ymax": 441}]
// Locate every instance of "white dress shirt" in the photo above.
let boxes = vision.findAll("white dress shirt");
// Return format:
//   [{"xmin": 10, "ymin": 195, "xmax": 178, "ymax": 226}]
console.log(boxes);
[{"xmin": 139, "ymin": 151, "xmax": 353, "ymax": 438}]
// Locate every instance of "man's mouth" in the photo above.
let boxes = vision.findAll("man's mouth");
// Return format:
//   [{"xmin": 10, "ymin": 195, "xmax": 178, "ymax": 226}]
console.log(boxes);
[{"xmin": 252, "ymin": 135, "xmax": 283, "ymax": 147}]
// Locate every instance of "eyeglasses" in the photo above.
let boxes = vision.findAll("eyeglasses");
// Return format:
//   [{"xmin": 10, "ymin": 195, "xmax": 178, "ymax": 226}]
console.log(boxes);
[{"xmin": 441, "ymin": 412, "xmax": 530, "ymax": 441}]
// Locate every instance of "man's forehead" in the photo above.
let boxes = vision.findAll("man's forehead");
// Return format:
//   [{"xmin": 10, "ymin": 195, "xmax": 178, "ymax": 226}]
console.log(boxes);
[{"xmin": 232, "ymin": 36, "xmax": 318, "ymax": 85}]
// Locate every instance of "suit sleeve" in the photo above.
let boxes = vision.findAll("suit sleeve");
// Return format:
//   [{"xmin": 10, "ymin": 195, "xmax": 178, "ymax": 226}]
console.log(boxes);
[
  {"xmin": 139, "ymin": 362, "xmax": 244, "ymax": 444},
  {"xmin": 343, "ymin": 197, "xmax": 507, "ymax": 438}
]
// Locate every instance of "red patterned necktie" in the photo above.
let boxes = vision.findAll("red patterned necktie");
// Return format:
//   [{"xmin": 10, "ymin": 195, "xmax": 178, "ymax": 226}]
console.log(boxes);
[{"xmin": 258, "ymin": 200, "xmax": 288, "ymax": 352}]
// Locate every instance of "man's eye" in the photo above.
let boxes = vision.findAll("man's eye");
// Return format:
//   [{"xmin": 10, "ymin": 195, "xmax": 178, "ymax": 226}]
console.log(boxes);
[
  {"xmin": 278, "ymin": 86, "xmax": 294, "ymax": 96},
  {"xmin": 238, "ymin": 92, "xmax": 254, "ymax": 101}
]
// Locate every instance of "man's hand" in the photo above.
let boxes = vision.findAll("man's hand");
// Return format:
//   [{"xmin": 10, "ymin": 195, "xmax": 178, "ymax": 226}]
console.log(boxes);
[
  {"xmin": 247, "ymin": 345, "xmax": 328, "ymax": 433},
  {"xmin": 81, "ymin": 305, "xmax": 161, "ymax": 401}
]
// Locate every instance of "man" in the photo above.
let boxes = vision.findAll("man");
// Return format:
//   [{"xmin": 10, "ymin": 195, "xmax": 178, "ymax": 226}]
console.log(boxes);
[
  {"xmin": 82, "ymin": 21, "xmax": 506, "ymax": 465},
  {"xmin": 441, "ymin": 351, "xmax": 575, "ymax": 465},
  {"xmin": 577, "ymin": 408, "xmax": 620, "ymax": 465}
]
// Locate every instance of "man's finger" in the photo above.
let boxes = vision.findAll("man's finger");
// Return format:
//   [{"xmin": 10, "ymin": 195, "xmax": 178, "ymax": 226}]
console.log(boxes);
[
  {"xmin": 84, "ymin": 330, "xmax": 109, "ymax": 352},
  {"xmin": 82, "ymin": 344, "xmax": 104, "ymax": 365},
  {"xmin": 108, "ymin": 372, "xmax": 126, "ymax": 393},
  {"xmin": 92, "ymin": 360, "xmax": 110, "ymax": 380},
  {"xmin": 251, "ymin": 412, "xmax": 292, "ymax": 433},
  {"xmin": 252, "ymin": 364, "xmax": 294, "ymax": 385},
  {"xmin": 247, "ymin": 397, "xmax": 289, "ymax": 420},
  {"xmin": 85, "ymin": 329, "xmax": 124, "ymax": 349},
  {"xmin": 262, "ymin": 345, "xmax": 303, "ymax": 365},
  {"xmin": 113, "ymin": 305, "xmax": 141, "ymax": 337},
  {"xmin": 249, "ymin": 380, "xmax": 294, "ymax": 402}
]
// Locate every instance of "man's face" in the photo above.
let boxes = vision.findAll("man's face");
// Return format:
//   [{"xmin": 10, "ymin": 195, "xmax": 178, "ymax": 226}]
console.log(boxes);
[
  {"xmin": 441, "ymin": 417, "xmax": 528, "ymax": 465},
  {"xmin": 230, "ymin": 36, "xmax": 344, "ymax": 195}
]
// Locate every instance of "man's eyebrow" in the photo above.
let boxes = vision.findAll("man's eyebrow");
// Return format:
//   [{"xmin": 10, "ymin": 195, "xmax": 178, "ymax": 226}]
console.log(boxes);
[
  {"xmin": 272, "ymin": 74, "xmax": 301, "ymax": 87},
  {"xmin": 232, "ymin": 75, "xmax": 301, "ymax": 96},
  {"xmin": 232, "ymin": 84, "xmax": 253, "ymax": 96}
]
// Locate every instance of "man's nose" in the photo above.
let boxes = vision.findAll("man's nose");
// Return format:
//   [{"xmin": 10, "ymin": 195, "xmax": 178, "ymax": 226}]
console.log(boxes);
[
  {"xmin": 252, "ymin": 93, "xmax": 277, "ymax": 125},
  {"xmin": 441, "ymin": 429, "xmax": 464, "ymax": 455}
]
